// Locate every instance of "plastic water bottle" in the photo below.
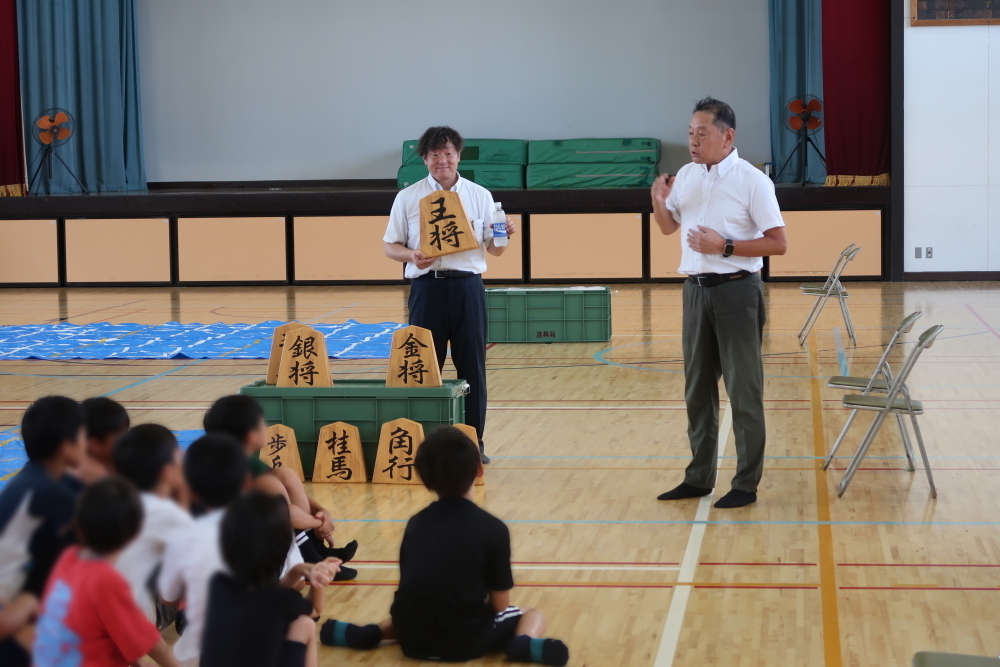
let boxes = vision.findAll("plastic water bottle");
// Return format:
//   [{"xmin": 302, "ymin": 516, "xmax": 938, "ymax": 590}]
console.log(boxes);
[{"xmin": 491, "ymin": 202, "xmax": 508, "ymax": 247}]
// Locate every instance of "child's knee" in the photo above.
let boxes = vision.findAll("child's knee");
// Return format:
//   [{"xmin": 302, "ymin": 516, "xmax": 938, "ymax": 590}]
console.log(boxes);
[
  {"xmin": 271, "ymin": 466, "xmax": 303, "ymax": 492},
  {"xmin": 286, "ymin": 615, "xmax": 316, "ymax": 644},
  {"xmin": 255, "ymin": 472, "xmax": 290, "ymax": 500}
]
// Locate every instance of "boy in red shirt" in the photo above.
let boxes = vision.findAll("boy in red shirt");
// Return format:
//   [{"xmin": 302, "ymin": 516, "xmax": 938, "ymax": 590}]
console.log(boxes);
[{"xmin": 33, "ymin": 477, "xmax": 179, "ymax": 667}]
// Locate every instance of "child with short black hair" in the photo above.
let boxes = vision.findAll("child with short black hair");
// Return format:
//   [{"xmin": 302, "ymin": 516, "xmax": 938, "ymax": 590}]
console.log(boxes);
[
  {"xmin": 72, "ymin": 396, "xmax": 131, "ymax": 483},
  {"xmin": 33, "ymin": 477, "xmax": 180, "ymax": 667},
  {"xmin": 321, "ymin": 426, "xmax": 570, "ymax": 666}
]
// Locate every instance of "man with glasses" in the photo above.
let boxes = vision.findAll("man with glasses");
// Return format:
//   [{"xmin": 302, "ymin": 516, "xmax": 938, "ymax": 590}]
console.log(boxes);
[{"xmin": 384, "ymin": 126, "xmax": 517, "ymax": 464}]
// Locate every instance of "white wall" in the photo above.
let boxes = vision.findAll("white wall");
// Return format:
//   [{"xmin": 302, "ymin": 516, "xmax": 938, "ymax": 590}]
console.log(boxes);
[
  {"xmin": 136, "ymin": 0, "xmax": 771, "ymax": 182},
  {"xmin": 903, "ymin": 4, "xmax": 1000, "ymax": 273}
]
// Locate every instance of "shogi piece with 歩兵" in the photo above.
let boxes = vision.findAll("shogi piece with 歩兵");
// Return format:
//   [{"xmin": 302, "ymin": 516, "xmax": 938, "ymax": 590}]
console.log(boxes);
[
  {"xmin": 312, "ymin": 422, "xmax": 367, "ymax": 484},
  {"xmin": 261, "ymin": 424, "xmax": 305, "ymax": 482},
  {"xmin": 277, "ymin": 326, "xmax": 333, "ymax": 388},
  {"xmin": 372, "ymin": 418, "xmax": 425, "ymax": 485},
  {"xmin": 386, "ymin": 325, "xmax": 442, "ymax": 388},
  {"xmin": 419, "ymin": 190, "xmax": 479, "ymax": 258},
  {"xmin": 267, "ymin": 322, "xmax": 309, "ymax": 385},
  {"xmin": 453, "ymin": 423, "xmax": 485, "ymax": 487}
]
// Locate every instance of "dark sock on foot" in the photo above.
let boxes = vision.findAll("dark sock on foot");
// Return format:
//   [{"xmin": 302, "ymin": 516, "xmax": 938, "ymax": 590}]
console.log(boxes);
[
  {"xmin": 504, "ymin": 635, "xmax": 570, "ymax": 666},
  {"xmin": 657, "ymin": 482, "xmax": 712, "ymax": 501},
  {"xmin": 326, "ymin": 539, "xmax": 358, "ymax": 563},
  {"xmin": 297, "ymin": 531, "xmax": 323, "ymax": 564},
  {"xmin": 319, "ymin": 620, "xmax": 382, "ymax": 649},
  {"xmin": 333, "ymin": 565, "xmax": 357, "ymax": 581},
  {"xmin": 713, "ymin": 489, "xmax": 757, "ymax": 508}
]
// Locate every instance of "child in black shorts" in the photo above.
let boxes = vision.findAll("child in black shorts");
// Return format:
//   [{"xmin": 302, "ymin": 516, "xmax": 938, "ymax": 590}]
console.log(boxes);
[{"xmin": 320, "ymin": 426, "xmax": 569, "ymax": 666}]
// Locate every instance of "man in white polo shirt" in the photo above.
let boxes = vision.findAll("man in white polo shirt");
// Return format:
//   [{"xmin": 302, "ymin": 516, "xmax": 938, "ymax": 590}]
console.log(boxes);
[
  {"xmin": 383, "ymin": 126, "xmax": 517, "ymax": 464},
  {"xmin": 652, "ymin": 98, "xmax": 787, "ymax": 508}
]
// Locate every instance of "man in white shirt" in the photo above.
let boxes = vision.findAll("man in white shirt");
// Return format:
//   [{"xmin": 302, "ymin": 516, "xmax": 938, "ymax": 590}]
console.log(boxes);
[
  {"xmin": 651, "ymin": 98, "xmax": 787, "ymax": 508},
  {"xmin": 383, "ymin": 127, "xmax": 517, "ymax": 464}
]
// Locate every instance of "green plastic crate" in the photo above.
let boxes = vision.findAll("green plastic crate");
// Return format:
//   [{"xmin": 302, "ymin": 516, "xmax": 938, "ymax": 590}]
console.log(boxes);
[
  {"xmin": 397, "ymin": 163, "xmax": 525, "ymax": 190},
  {"xmin": 528, "ymin": 138, "xmax": 661, "ymax": 164},
  {"xmin": 240, "ymin": 379, "xmax": 468, "ymax": 479},
  {"xmin": 526, "ymin": 163, "xmax": 658, "ymax": 189},
  {"xmin": 402, "ymin": 139, "xmax": 528, "ymax": 165},
  {"xmin": 485, "ymin": 287, "xmax": 611, "ymax": 343}
]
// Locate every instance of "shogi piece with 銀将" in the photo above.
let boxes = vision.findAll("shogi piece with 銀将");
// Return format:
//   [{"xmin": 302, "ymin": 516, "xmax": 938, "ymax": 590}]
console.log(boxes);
[
  {"xmin": 312, "ymin": 422, "xmax": 367, "ymax": 484},
  {"xmin": 419, "ymin": 190, "xmax": 479, "ymax": 258},
  {"xmin": 386, "ymin": 325, "xmax": 442, "ymax": 388},
  {"xmin": 372, "ymin": 418, "xmax": 425, "ymax": 485},
  {"xmin": 277, "ymin": 326, "xmax": 333, "ymax": 388},
  {"xmin": 453, "ymin": 423, "xmax": 485, "ymax": 487},
  {"xmin": 267, "ymin": 322, "xmax": 308, "ymax": 385},
  {"xmin": 261, "ymin": 424, "xmax": 304, "ymax": 482}
]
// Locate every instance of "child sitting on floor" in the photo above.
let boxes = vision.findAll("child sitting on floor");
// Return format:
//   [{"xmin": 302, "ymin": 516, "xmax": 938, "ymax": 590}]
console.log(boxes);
[{"xmin": 71, "ymin": 396, "xmax": 131, "ymax": 483}]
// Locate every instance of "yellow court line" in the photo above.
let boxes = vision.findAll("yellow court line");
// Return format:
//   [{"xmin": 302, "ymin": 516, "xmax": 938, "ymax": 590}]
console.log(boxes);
[{"xmin": 809, "ymin": 339, "xmax": 844, "ymax": 667}]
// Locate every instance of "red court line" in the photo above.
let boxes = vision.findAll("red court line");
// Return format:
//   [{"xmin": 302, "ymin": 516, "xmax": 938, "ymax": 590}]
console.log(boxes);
[
  {"xmin": 839, "ymin": 563, "xmax": 1000, "ymax": 568},
  {"xmin": 965, "ymin": 304, "xmax": 1000, "ymax": 341},
  {"xmin": 352, "ymin": 560, "xmax": 682, "ymax": 566},
  {"xmin": 700, "ymin": 562, "xmax": 816, "ymax": 566},
  {"xmin": 330, "ymin": 582, "xmax": 818, "ymax": 590},
  {"xmin": 841, "ymin": 586, "xmax": 1000, "ymax": 591}
]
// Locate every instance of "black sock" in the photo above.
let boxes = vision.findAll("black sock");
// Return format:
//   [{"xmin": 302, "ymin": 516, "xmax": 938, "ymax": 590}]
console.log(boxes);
[
  {"xmin": 657, "ymin": 482, "xmax": 712, "ymax": 501},
  {"xmin": 297, "ymin": 531, "xmax": 323, "ymax": 564},
  {"xmin": 713, "ymin": 489, "xmax": 757, "ymax": 508},
  {"xmin": 326, "ymin": 539, "xmax": 358, "ymax": 563},
  {"xmin": 319, "ymin": 620, "xmax": 382, "ymax": 649},
  {"xmin": 504, "ymin": 635, "xmax": 569, "ymax": 666}
]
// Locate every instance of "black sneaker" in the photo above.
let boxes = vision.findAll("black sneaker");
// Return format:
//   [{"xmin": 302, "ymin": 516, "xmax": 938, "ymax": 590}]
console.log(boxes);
[{"xmin": 334, "ymin": 566, "xmax": 358, "ymax": 582}]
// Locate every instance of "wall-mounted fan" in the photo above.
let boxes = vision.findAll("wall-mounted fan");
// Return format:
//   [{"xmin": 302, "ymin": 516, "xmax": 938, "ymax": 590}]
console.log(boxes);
[
  {"xmin": 774, "ymin": 95, "xmax": 826, "ymax": 185},
  {"xmin": 27, "ymin": 108, "xmax": 89, "ymax": 195}
]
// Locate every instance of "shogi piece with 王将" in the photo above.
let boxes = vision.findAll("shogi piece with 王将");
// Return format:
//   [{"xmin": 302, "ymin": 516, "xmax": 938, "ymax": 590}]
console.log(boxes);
[
  {"xmin": 312, "ymin": 422, "xmax": 366, "ymax": 484},
  {"xmin": 419, "ymin": 190, "xmax": 479, "ymax": 258},
  {"xmin": 386, "ymin": 325, "xmax": 442, "ymax": 388},
  {"xmin": 453, "ymin": 423, "xmax": 485, "ymax": 487},
  {"xmin": 276, "ymin": 326, "xmax": 333, "ymax": 388},
  {"xmin": 261, "ymin": 424, "xmax": 304, "ymax": 482},
  {"xmin": 372, "ymin": 418, "xmax": 425, "ymax": 485},
  {"xmin": 267, "ymin": 322, "xmax": 309, "ymax": 385}
]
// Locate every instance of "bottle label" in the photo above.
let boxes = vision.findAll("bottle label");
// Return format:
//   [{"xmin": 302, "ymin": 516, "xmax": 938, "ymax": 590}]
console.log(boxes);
[{"xmin": 492, "ymin": 222, "xmax": 507, "ymax": 237}]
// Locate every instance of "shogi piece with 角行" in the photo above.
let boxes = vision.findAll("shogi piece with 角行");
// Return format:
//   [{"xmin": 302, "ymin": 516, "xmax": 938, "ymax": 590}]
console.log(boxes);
[
  {"xmin": 419, "ymin": 190, "xmax": 479, "ymax": 258},
  {"xmin": 267, "ymin": 322, "xmax": 309, "ymax": 385},
  {"xmin": 276, "ymin": 326, "xmax": 333, "ymax": 388},
  {"xmin": 261, "ymin": 424, "xmax": 304, "ymax": 482},
  {"xmin": 386, "ymin": 325, "xmax": 442, "ymax": 388},
  {"xmin": 453, "ymin": 423, "xmax": 485, "ymax": 487},
  {"xmin": 312, "ymin": 422, "xmax": 367, "ymax": 484},
  {"xmin": 372, "ymin": 418, "xmax": 425, "ymax": 485}
]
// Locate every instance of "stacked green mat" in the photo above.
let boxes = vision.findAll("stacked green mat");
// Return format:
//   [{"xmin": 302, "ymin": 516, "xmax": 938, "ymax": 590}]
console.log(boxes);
[
  {"xmin": 397, "ymin": 139, "xmax": 527, "ymax": 189},
  {"xmin": 526, "ymin": 138, "xmax": 661, "ymax": 189}
]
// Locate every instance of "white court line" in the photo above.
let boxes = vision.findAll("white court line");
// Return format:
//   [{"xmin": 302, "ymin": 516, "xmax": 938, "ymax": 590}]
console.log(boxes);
[
  {"xmin": 356, "ymin": 564, "xmax": 682, "ymax": 572},
  {"xmin": 491, "ymin": 406, "xmax": 687, "ymax": 411},
  {"xmin": 652, "ymin": 402, "xmax": 731, "ymax": 667}
]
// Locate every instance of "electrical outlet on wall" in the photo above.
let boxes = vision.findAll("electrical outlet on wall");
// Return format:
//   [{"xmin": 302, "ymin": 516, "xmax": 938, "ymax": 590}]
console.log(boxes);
[
  {"xmin": 925, "ymin": 247, "xmax": 933, "ymax": 258},
  {"xmin": 915, "ymin": 247, "xmax": 922, "ymax": 258}
]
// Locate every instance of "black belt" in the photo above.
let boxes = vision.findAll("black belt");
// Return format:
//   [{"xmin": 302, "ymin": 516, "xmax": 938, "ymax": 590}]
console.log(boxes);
[
  {"xmin": 687, "ymin": 270, "xmax": 752, "ymax": 287},
  {"xmin": 418, "ymin": 270, "xmax": 479, "ymax": 279}
]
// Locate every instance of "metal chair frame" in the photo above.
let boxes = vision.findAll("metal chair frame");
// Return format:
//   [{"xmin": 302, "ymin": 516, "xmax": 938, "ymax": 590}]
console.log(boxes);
[{"xmin": 798, "ymin": 244, "xmax": 861, "ymax": 347}]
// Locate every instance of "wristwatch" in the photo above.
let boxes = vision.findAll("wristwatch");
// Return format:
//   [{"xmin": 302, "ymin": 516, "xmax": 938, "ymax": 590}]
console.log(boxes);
[{"xmin": 722, "ymin": 239, "xmax": 735, "ymax": 258}]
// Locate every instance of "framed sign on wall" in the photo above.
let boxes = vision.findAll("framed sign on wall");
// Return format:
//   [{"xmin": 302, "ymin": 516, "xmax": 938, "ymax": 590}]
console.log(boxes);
[{"xmin": 912, "ymin": 0, "xmax": 999, "ymax": 25}]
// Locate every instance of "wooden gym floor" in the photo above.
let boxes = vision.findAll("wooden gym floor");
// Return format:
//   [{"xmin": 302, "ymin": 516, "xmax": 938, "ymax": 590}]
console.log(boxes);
[{"xmin": 1, "ymin": 282, "xmax": 998, "ymax": 667}]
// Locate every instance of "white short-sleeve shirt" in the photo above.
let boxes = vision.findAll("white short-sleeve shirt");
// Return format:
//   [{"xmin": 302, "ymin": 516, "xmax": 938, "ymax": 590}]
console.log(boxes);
[
  {"xmin": 383, "ymin": 174, "xmax": 496, "ymax": 279},
  {"xmin": 665, "ymin": 147, "xmax": 784, "ymax": 275}
]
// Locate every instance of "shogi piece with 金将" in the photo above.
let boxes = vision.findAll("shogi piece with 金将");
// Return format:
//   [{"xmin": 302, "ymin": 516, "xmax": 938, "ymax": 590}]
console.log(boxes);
[
  {"xmin": 277, "ymin": 326, "xmax": 333, "ymax": 388},
  {"xmin": 312, "ymin": 422, "xmax": 367, "ymax": 484},
  {"xmin": 261, "ymin": 424, "xmax": 304, "ymax": 482},
  {"xmin": 267, "ymin": 322, "xmax": 309, "ymax": 385},
  {"xmin": 386, "ymin": 325, "xmax": 442, "ymax": 388},
  {"xmin": 453, "ymin": 423, "xmax": 485, "ymax": 487},
  {"xmin": 419, "ymin": 190, "xmax": 479, "ymax": 258},
  {"xmin": 372, "ymin": 418, "xmax": 425, "ymax": 485}
]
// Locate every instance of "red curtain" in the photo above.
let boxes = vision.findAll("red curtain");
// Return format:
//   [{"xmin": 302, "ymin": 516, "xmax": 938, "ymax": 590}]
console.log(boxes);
[
  {"xmin": 0, "ymin": 0, "xmax": 25, "ymax": 196},
  {"xmin": 821, "ymin": 0, "xmax": 891, "ymax": 185}
]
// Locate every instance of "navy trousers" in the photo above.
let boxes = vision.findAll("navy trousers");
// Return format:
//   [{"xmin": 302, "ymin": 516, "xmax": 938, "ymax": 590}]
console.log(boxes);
[{"xmin": 407, "ymin": 274, "xmax": 488, "ymax": 451}]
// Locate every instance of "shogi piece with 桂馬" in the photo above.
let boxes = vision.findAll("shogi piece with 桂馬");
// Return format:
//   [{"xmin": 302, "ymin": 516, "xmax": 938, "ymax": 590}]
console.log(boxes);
[
  {"xmin": 453, "ymin": 423, "xmax": 485, "ymax": 487},
  {"xmin": 419, "ymin": 190, "xmax": 479, "ymax": 258},
  {"xmin": 386, "ymin": 325, "xmax": 442, "ymax": 388},
  {"xmin": 277, "ymin": 326, "xmax": 333, "ymax": 388},
  {"xmin": 261, "ymin": 424, "xmax": 305, "ymax": 482},
  {"xmin": 267, "ymin": 322, "xmax": 309, "ymax": 384},
  {"xmin": 372, "ymin": 418, "xmax": 425, "ymax": 485},
  {"xmin": 312, "ymin": 422, "xmax": 367, "ymax": 483}
]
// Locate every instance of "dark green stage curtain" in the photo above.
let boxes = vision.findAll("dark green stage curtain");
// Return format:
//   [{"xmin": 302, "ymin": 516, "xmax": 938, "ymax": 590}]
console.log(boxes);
[{"xmin": 18, "ymin": 0, "xmax": 146, "ymax": 194}]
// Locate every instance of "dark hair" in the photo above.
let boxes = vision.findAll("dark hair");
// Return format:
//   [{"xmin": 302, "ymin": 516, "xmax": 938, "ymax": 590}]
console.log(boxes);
[
  {"xmin": 75, "ymin": 477, "xmax": 143, "ymax": 555},
  {"xmin": 203, "ymin": 395, "xmax": 264, "ymax": 443},
  {"xmin": 221, "ymin": 491, "xmax": 292, "ymax": 587},
  {"xmin": 183, "ymin": 433, "xmax": 248, "ymax": 508},
  {"xmin": 112, "ymin": 424, "xmax": 179, "ymax": 492},
  {"xmin": 417, "ymin": 126, "xmax": 464, "ymax": 158},
  {"xmin": 414, "ymin": 426, "xmax": 480, "ymax": 498},
  {"xmin": 693, "ymin": 97, "xmax": 736, "ymax": 132},
  {"xmin": 81, "ymin": 397, "xmax": 131, "ymax": 440},
  {"xmin": 21, "ymin": 396, "xmax": 84, "ymax": 462}
]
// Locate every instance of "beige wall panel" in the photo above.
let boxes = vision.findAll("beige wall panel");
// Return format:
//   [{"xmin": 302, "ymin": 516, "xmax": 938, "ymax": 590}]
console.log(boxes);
[
  {"xmin": 770, "ymin": 210, "xmax": 882, "ymax": 277},
  {"xmin": 179, "ymin": 217, "xmax": 285, "ymax": 282},
  {"xmin": 531, "ymin": 213, "xmax": 642, "ymax": 279},
  {"xmin": 0, "ymin": 220, "xmax": 59, "ymax": 283},
  {"xmin": 484, "ymin": 214, "xmax": 522, "ymax": 281},
  {"xmin": 66, "ymin": 218, "xmax": 170, "ymax": 283},
  {"xmin": 294, "ymin": 217, "xmax": 399, "ymax": 281},
  {"xmin": 649, "ymin": 226, "xmax": 686, "ymax": 279}
]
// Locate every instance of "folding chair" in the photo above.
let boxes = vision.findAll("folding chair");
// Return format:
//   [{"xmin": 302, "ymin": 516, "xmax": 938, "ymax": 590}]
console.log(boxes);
[
  {"xmin": 798, "ymin": 244, "xmax": 861, "ymax": 347},
  {"xmin": 913, "ymin": 652, "xmax": 1000, "ymax": 667},
  {"xmin": 823, "ymin": 312, "xmax": 923, "ymax": 473},
  {"xmin": 833, "ymin": 324, "xmax": 943, "ymax": 498}
]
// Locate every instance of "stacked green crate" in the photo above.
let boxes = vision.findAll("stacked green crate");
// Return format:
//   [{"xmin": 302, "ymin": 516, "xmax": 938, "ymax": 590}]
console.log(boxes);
[
  {"xmin": 397, "ymin": 139, "xmax": 527, "ymax": 189},
  {"xmin": 526, "ymin": 138, "xmax": 661, "ymax": 189},
  {"xmin": 485, "ymin": 287, "xmax": 612, "ymax": 343}
]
